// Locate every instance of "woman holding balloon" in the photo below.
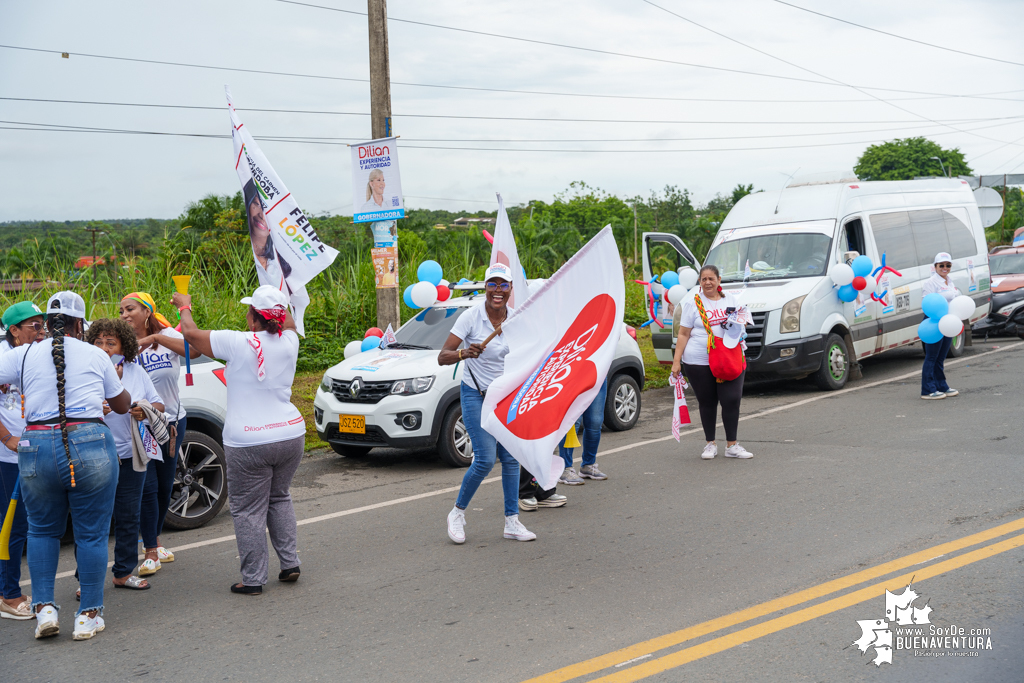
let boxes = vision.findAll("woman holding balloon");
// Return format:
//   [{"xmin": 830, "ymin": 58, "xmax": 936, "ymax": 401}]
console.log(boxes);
[{"xmin": 919, "ymin": 252, "xmax": 964, "ymax": 400}]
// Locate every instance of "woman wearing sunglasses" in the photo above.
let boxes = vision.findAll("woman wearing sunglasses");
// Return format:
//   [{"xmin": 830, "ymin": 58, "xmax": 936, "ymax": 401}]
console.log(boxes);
[
  {"xmin": 438, "ymin": 263, "xmax": 536, "ymax": 544},
  {"xmin": 921, "ymin": 252, "xmax": 961, "ymax": 400}
]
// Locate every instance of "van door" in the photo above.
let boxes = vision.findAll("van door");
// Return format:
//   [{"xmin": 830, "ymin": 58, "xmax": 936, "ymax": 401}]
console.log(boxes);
[
  {"xmin": 836, "ymin": 217, "xmax": 883, "ymax": 359},
  {"xmin": 641, "ymin": 232, "xmax": 699, "ymax": 364}
]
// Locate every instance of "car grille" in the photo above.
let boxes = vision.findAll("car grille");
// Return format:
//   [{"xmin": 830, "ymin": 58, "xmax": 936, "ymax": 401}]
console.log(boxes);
[
  {"xmin": 744, "ymin": 312, "xmax": 768, "ymax": 360},
  {"xmin": 323, "ymin": 424, "xmax": 388, "ymax": 444},
  {"xmin": 331, "ymin": 378, "xmax": 394, "ymax": 404}
]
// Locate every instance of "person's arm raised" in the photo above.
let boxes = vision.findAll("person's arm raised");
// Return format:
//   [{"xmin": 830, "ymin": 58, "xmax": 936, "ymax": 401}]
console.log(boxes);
[
  {"xmin": 137, "ymin": 333, "xmax": 202, "ymax": 360},
  {"xmin": 170, "ymin": 293, "xmax": 215, "ymax": 359},
  {"xmin": 282, "ymin": 307, "xmax": 298, "ymax": 335}
]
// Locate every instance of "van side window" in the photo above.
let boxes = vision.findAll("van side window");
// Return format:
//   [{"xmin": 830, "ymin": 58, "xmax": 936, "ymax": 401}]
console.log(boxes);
[
  {"xmin": 909, "ymin": 209, "xmax": 951, "ymax": 266},
  {"xmin": 841, "ymin": 219, "xmax": 865, "ymax": 257},
  {"xmin": 869, "ymin": 212, "xmax": 916, "ymax": 268},
  {"xmin": 942, "ymin": 208, "xmax": 976, "ymax": 258}
]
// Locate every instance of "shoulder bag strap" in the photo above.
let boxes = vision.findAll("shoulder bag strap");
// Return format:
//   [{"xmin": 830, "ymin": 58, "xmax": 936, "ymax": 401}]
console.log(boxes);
[{"xmin": 693, "ymin": 293, "xmax": 716, "ymax": 355}]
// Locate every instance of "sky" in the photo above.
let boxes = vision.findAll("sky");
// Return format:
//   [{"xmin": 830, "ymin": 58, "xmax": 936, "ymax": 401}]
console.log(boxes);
[{"xmin": 1, "ymin": 0, "xmax": 1022, "ymax": 221}]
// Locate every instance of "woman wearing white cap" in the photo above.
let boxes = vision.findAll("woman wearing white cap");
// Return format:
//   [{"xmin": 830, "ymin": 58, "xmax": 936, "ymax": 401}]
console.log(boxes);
[
  {"xmin": 920, "ymin": 252, "xmax": 960, "ymax": 399},
  {"xmin": 0, "ymin": 292, "xmax": 130, "ymax": 640},
  {"xmin": 171, "ymin": 285, "xmax": 305, "ymax": 595},
  {"xmin": 438, "ymin": 263, "xmax": 536, "ymax": 544}
]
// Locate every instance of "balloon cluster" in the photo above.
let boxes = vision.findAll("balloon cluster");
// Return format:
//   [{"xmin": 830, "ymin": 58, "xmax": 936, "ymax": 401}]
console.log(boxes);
[
  {"xmin": 918, "ymin": 293, "xmax": 975, "ymax": 343},
  {"xmin": 634, "ymin": 267, "xmax": 699, "ymax": 328},
  {"xmin": 344, "ymin": 327, "xmax": 386, "ymax": 359},
  {"xmin": 830, "ymin": 254, "xmax": 904, "ymax": 303},
  {"xmin": 403, "ymin": 260, "xmax": 452, "ymax": 310}
]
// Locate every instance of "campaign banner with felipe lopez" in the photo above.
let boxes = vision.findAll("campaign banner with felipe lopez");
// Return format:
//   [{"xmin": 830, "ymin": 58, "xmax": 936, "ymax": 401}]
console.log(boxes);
[
  {"xmin": 226, "ymin": 88, "xmax": 339, "ymax": 335},
  {"xmin": 351, "ymin": 137, "xmax": 404, "ymax": 223},
  {"xmin": 481, "ymin": 226, "xmax": 625, "ymax": 490}
]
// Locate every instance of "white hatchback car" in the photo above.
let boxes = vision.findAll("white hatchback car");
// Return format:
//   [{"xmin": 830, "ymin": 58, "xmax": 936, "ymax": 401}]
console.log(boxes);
[{"xmin": 313, "ymin": 284, "xmax": 645, "ymax": 467}]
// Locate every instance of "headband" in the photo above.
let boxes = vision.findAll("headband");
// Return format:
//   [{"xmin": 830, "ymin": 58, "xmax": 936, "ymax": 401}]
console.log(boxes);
[
  {"xmin": 256, "ymin": 308, "xmax": 286, "ymax": 336},
  {"xmin": 123, "ymin": 292, "xmax": 172, "ymax": 329}
]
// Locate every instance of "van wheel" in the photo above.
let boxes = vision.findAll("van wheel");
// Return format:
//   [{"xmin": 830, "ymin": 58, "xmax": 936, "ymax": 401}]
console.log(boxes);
[
  {"xmin": 814, "ymin": 333, "xmax": 849, "ymax": 391},
  {"xmin": 947, "ymin": 327, "xmax": 966, "ymax": 357},
  {"xmin": 604, "ymin": 374, "xmax": 641, "ymax": 431},
  {"xmin": 438, "ymin": 404, "xmax": 473, "ymax": 468}
]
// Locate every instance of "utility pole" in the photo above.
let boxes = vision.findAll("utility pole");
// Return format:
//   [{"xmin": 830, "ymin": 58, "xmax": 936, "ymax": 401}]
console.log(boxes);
[
  {"xmin": 633, "ymin": 203, "xmax": 638, "ymax": 267},
  {"xmin": 84, "ymin": 227, "xmax": 101, "ymax": 284},
  {"xmin": 368, "ymin": 0, "xmax": 400, "ymax": 331}
]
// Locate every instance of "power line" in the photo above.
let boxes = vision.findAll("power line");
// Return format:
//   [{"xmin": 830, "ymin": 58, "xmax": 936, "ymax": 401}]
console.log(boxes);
[{"xmin": 772, "ymin": 0, "xmax": 1024, "ymax": 69}]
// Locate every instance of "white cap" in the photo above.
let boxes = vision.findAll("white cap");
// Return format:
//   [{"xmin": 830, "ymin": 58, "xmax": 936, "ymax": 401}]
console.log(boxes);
[
  {"xmin": 240, "ymin": 285, "xmax": 289, "ymax": 311},
  {"xmin": 45, "ymin": 291, "xmax": 86, "ymax": 319},
  {"xmin": 933, "ymin": 252, "xmax": 953, "ymax": 264},
  {"xmin": 484, "ymin": 263, "xmax": 513, "ymax": 282},
  {"xmin": 722, "ymin": 320, "xmax": 744, "ymax": 349}
]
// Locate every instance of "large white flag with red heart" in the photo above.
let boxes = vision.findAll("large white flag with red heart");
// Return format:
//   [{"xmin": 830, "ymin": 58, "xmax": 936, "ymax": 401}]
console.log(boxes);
[{"xmin": 481, "ymin": 226, "xmax": 625, "ymax": 490}]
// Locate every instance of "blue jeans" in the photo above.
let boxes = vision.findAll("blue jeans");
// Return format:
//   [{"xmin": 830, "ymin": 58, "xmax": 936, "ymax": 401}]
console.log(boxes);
[
  {"xmin": 922, "ymin": 337, "xmax": 953, "ymax": 395},
  {"xmin": 559, "ymin": 378, "xmax": 608, "ymax": 469},
  {"xmin": 455, "ymin": 383, "xmax": 520, "ymax": 517},
  {"xmin": 18, "ymin": 423, "xmax": 118, "ymax": 615},
  {"xmin": 141, "ymin": 416, "xmax": 185, "ymax": 548},
  {"xmin": 0, "ymin": 460, "xmax": 28, "ymax": 600},
  {"xmin": 112, "ymin": 458, "xmax": 147, "ymax": 578}
]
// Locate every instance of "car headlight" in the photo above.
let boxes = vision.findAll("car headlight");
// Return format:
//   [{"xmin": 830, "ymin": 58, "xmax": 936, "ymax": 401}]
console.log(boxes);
[
  {"xmin": 780, "ymin": 295, "xmax": 805, "ymax": 334},
  {"xmin": 320, "ymin": 375, "xmax": 331, "ymax": 393},
  {"xmin": 390, "ymin": 376, "xmax": 435, "ymax": 395}
]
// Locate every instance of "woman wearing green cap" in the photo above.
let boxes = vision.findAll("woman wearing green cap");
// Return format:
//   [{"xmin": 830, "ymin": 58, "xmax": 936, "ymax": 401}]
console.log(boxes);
[{"xmin": 0, "ymin": 301, "xmax": 45, "ymax": 621}]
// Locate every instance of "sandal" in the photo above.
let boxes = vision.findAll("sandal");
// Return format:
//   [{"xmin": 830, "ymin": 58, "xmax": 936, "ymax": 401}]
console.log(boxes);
[
  {"xmin": 156, "ymin": 547, "xmax": 174, "ymax": 563},
  {"xmin": 278, "ymin": 567, "xmax": 300, "ymax": 583},
  {"xmin": 138, "ymin": 558, "xmax": 161, "ymax": 576},
  {"xmin": 230, "ymin": 583, "xmax": 262, "ymax": 595},
  {"xmin": 114, "ymin": 575, "xmax": 150, "ymax": 590}
]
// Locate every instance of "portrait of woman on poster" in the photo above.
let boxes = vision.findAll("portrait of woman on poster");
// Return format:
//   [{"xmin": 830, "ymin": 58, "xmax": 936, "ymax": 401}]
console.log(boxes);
[
  {"xmin": 244, "ymin": 180, "xmax": 293, "ymax": 296},
  {"xmin": 360, "ymin": 169, "xmax": 392, "ymax": 214}
]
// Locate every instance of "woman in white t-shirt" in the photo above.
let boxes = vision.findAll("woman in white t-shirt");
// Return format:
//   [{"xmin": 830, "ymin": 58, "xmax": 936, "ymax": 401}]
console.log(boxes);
[
  {"xmin": 670, "ymin": 265, "xmax": 754, "ymax": 461},
  {"xmin": 121, "ymin": 291, "xmax": 200, "ymax": 569},
  {"xmin": 920, "ymin": 252, "xmax": 961, "ymax": 399},
  {"xmin": 172, "ymin": 285, "xmax": 305, "ymax": 595},
  {"xmin": 87, "ymin": 318, "xmax": 164, "ymax": 589},
  {"xmin": 437, "ymin": 263, "xmax": 536, "ymax": 545}
]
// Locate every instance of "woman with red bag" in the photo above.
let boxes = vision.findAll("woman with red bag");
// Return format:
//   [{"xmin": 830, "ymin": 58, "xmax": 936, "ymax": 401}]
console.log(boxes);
[{"xmin": 670, "ymin": 265, "xmax": 753, "ymax": 460}]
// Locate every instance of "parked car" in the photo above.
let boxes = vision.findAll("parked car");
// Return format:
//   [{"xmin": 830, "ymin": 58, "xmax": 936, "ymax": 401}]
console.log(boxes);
[
  {"xmin": 313, "ymin": 282, "xmax": 646, "ymax": 467},
  {"xmin": 971, "ymin": 243, "xmax": 1024, "ymax": 338}
]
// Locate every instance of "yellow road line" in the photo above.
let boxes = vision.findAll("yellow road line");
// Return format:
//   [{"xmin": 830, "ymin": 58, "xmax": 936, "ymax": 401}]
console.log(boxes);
[
  {"xmin": 522, "ymin": 515, "xmax": 1024, "ymax": 683},
  {"xmin": 591, "ymin": 532, "xmax": 1024, "ymax": 682}
]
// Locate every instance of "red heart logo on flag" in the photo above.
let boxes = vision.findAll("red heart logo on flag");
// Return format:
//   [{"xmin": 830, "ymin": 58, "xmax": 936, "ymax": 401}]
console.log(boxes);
[{"xmin": 495, "ymin": 294, "xmax": 617, "ymax": 439}]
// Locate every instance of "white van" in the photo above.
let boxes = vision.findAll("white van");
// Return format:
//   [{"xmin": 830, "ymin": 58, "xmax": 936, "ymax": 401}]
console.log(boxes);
[{"xmin": 644, "ymin": 177, "xmax": 992, "ymax": 390}]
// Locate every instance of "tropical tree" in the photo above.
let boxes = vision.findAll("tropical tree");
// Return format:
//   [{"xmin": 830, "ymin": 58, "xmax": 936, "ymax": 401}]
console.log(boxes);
[{"xmin": 854, "ymin": 137, "xmax": 971, "ymax": 181}]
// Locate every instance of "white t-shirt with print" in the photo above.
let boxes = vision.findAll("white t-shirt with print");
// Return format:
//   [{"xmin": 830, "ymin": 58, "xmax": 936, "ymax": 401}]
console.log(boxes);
[
  {"xmin": 678, "ymin": 291, "xmax": 741, "ymax": 366},
  {"xmin": 0, "ymin": 340, "xmax": 26, "ymax": 464},
  {"xmin": 137, "ymin": 327, "xmax": 185, "ymax": 422},
  {"xmin": 450, "ymin": 302, "xmax": 513, "ymax": 392},
  {"xmin": 0, "ymin": 337, "xmax": 124, "ymax": 424},
  {"xmin": 209, "ymin": 329, "xmax": 305, "ymax": 448},
  {"xmin": 106, "ymin": 362, "xmax": 163, "ymax": 461},
  {"xmin": 922, "ymin": 272, "xmax": 959, "ymax": 302}
]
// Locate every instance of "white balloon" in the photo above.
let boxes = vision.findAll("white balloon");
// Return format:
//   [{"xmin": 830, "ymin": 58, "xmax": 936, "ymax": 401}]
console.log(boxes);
[
  {"xmin": 650, "ymin": 282, "xmax": 665, "ymax": 298},
  {"xmin": 949, "ymin": 294, "xmax": 976, "ymax": 320},
  {"xmin": 439, "ymin": 278, "xmax": 450, "ymax": 288},
  {"xmin": 667, "ymin": 284, "xmax": 686, "ymax": 305},
  {"xmin": 344, "ymin": 340, "xmax": 363, "ymax": 359},
  {"xmin": 862, "ymin": 274, "xmax": 877, "ymax": 293},
  {"xmin": 678, "ymin": 267, "xmax": 699, "ymax": 289},
  {"xmin": 830, "ymin": 263, "xmax": 855, "ymax": 287},
  {"xmin": 938, "ymin": 313, "xmax": 963, "ymax": 338},
  {"xmin": 411, "ymin": 280, "xmax": 438, "ymax": 308}
]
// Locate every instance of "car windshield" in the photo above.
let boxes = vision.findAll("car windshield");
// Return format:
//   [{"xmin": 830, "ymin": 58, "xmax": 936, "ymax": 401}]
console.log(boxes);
[
  {"xmin": 705, "ymin": 232, "xmax": 833, "ymax": 282},
  {"xmin": 393, "ymin": 307, "xmax": 468, "ymax": 350},
  {"xmin": 990, "ymin": 253, "xmax": 1024, "ymax": 275}
]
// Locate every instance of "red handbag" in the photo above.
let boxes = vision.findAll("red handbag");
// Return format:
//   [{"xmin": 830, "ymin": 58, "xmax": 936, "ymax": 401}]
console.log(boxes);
[{"xmin": 694, "ymin": 294, "xmax": 746, "ymax": 382}]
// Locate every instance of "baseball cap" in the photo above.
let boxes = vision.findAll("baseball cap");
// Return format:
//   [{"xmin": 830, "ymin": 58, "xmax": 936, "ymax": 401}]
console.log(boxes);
[
  {"xmin": 484, "ymin": 263, "xmax": 513, "ymax": 282},
  {"xmin": 2, "ymin": 301, "xmax": 43, "ymax": 328},
  {"xmin": 722, "ymin": 319, "xmax": 744, "ymax": 349},
  {"xmin": 46, "ymin": 291, "xmax": 86, "ymax": 319},
  {"xmin": 240, "ymin": 285, "xmax": 289, "ymax": 311},
  {"xmin": 933, "ymin": 252, "xmax": 953, "ymax": 264}
]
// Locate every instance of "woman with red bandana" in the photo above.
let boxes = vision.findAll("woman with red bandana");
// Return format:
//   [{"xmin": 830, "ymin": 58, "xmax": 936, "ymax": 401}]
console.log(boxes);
[{"xmin": 171, "ymin": 285, "xmax": 305, "ymax": 595}]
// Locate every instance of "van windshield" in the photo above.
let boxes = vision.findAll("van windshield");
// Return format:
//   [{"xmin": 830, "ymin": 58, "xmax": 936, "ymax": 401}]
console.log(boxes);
[
  {"xmin": 705, "ymin": 233, "xmax": 833, "ymax": 282},
  {"xmin": 990, "ymin": 253, "xmax": 1024, "ymax": 276}
]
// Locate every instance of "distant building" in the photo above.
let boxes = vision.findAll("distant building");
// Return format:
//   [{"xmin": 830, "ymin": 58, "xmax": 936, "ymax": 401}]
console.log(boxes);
[{"xmin": 452, "ymin": 216, "xmax": 497, "ymax": 227}]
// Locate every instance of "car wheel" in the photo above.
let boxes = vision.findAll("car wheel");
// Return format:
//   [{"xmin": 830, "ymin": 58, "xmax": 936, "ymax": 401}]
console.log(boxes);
[
  {"xmin": 330, "ymin": 443, "xmax": 372, "ymax": 458},
  {"xmin": 604, "ymin": 373, "xmax": 640, "ymax": 431},
  {"xmin": 947, "ymin": 326, "xmax": 966, "ymax": 357},
  {"xmin": 163, "ymin": 430, "xmax": 228, "ymax": 531},
  {"xmin": 814, "ymin": 333, "xmax": 849, "ymax": 391},
  {"xmin": 438, "ymin": 403, "xmax": 473, "ymax": 467}
]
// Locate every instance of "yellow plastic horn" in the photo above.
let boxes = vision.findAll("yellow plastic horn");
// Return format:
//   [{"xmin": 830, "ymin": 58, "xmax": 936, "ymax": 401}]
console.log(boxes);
[
  {"xmin": 0, "ymin": 498, "xmax": 16, "ymax": 561},
  {"xmin": 564, "ymin": 425, "xmax": 582, "ymax": 449},
  {"xmin": 172, "ymin": 275, "xmax": 192, "ymax": 295}
]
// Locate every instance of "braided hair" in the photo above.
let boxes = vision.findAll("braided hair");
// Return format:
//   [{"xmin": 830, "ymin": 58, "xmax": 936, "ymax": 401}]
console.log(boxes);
[{"xmin": 48, "ymin": 313, "xmax": 74, "ymax": 485}]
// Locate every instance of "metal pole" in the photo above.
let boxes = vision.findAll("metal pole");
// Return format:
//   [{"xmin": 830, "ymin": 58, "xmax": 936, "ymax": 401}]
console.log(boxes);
[{"xmin": 633, "ymin": 203, "xmax": 638, "ymax": 267}]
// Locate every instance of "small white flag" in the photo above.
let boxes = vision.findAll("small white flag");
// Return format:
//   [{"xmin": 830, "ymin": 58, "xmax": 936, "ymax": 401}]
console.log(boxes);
[{"xmin": 380, "ymin": 324, "xmax": 398, "ymax": 349}]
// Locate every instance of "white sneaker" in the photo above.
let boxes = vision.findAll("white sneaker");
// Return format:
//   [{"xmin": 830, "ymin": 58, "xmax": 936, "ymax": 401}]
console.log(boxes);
[
  {"xmin": 701, "ymin": 443, "xmax": 718, "ymax": 460},
  {"xmin": 725, "ymin": 444, "xmax": 754, "ymax": 459},
  {"xmin": 537, "ymin": 493, "xmax": 567, "ymax": 508},
  {"xmin": 446, "ymin": 507, "xmax": 466, "ymax": 544},
  {"xmin": 35, "ymin": 605, "xmax": 59, "ymax": 639},
  {"xmin": 503, "ymin": 515, "xmax": 536, "ymax": 541},
  {"xmin": 73, "ymin": 611, "xmax": 105, "ymax": 641},
  {"xmin": 944, "ymin": 388, "xmax": 959, "ymax": 397},
  {"xmin": 518, "ymin": 497, "xmax": 538, "ymax": 512}
]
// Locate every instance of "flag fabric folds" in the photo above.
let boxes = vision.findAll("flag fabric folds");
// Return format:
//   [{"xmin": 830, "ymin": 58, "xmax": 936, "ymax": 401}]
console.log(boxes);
[
  {"xmin": 491, "ymin": 193, "xmax": 530, "ymax": 308},
  {"xmin": 481, "ymin": 226, "xmax": 625, "ymax": 490}
]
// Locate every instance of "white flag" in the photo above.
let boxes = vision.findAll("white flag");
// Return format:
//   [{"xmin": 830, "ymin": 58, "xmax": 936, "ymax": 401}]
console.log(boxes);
[
  {"xmin": 227, "ymin": 87, "xmax": 339, "ymax": 335},
  {"xmin": 481, "ymin": 226, "xmax": 625, "ymax": 490},
  {"xmin": 491, "ymin": 193, "xmax": 530, "ymax": 308},
  {"xmin": 379, "ymin": 323, "xmax": 398, "ymax": 349}
]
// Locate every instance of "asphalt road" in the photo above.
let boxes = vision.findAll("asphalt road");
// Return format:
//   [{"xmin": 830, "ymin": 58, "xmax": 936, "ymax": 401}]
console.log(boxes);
[{"xmin": 2, "ymin": 339, "xmax": 1022, "ymax": 683}]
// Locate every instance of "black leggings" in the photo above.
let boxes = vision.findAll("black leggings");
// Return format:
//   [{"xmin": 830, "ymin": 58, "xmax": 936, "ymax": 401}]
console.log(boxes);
[{"xmin": 682, "ymin": 363, "xmax": 745, "ymax": 442}]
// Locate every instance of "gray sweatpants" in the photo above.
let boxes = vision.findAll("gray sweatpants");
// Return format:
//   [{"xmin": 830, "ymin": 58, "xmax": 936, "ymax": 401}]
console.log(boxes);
[{"xmin": 225, "ymin": 435, "xmax": 305, "ymax": 586}]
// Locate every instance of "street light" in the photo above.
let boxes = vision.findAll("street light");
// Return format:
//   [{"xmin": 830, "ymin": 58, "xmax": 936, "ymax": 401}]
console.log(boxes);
[{"xmin": 930, "ymin": 156, "xmax": 949, "ymax": 178}]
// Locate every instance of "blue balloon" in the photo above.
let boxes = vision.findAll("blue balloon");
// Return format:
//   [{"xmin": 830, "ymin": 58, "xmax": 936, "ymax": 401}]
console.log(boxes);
[
  {"xmin": 661, "ymin": 271, "xmax": 680, "ymax": 290},
  {"xmin": 851, "ymin": 255, "xmax": 874, "ymax": 278},
  {"xmin": 837, "ymin": 284, "xmax": 858, "ymax": 302},
  {"xmin": 918, "ymin": 318, "xmax": 942, "ymax": 344},
  {"xmin": 361, "ymin": 336, "xmax": 382, "ymax": 352},
  {"xmin": 417, "ymin": 260, "xmax": 443, "ymax": 285},
  {"xmin": 921, "ymin": 293, "xmax": 949, "ymax": 320},
  {"xmin": 403, "ymin": 284, "xmax": 416, "ymax": 308}
]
